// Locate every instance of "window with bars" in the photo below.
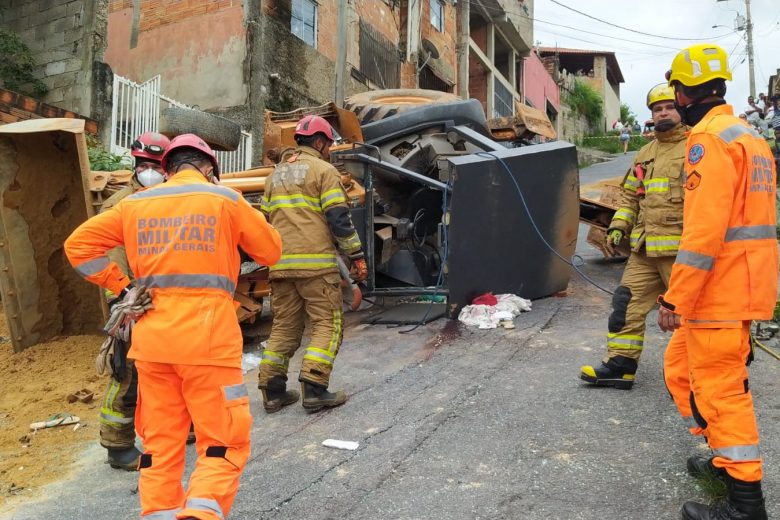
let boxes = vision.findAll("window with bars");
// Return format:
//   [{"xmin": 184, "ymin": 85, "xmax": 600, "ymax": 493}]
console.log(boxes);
[
  {"xmin": 291, "ymin": 0, "xmax": 317, "ymax": 48},
  {"xmin": 429, "ymin": 0, "xmax": 443, "ymax": 32},
  {"xmin": 359, "ymin": 20, "xmax": 401, "ymax": 89},
  {"xmin": 419, "ymin": 66, "xmax": 453, "ymax": 93},
  {"xmin": 493, "ymin": 80, "xmax": 514, "ymax": 118}
]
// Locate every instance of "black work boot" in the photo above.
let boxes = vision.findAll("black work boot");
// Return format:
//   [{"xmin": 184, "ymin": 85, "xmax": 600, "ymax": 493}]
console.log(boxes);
[
  {"xmin": 579, "ymin": 355, "xmax": 638, "ymax": 390},
  {"xmin": 106, "ymin": 446, "xmax": 142, "ymax": 471},
  {"xmin": 681, "ymin": 474, "xmax": 767, "ymax": 520},
  {"xmin": 260, "ymin": 376, "xmax": 300, "ymax": 413},
  {"xmin": 301, "ymin": 381, "xmax": 346, "ymax": 412},
  {"xmin": 688, "ymin": 455, "xmax": 726, "ymax": 483}
]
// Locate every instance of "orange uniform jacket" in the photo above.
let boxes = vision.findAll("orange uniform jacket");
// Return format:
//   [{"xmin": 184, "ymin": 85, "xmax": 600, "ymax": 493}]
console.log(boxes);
[
  {"xmin": 664, "ymin": 104, "xmax": 778, "ymax": 321},
  {"xmin": 65, "ymin": 170, "xmax": 283, "ymax": 367}
]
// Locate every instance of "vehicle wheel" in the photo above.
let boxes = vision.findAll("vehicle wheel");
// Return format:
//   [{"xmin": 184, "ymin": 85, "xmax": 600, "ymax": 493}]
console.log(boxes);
[
  {"xmin": 159, "ymin": 106, "xmax": 242, "ymax": 151},
  {"xmin": 345, "ymin": 89, "xmax": 462, "ymax": 125}
]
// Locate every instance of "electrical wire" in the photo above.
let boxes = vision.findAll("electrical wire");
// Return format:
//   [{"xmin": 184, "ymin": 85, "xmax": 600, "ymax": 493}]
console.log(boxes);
[
  {"xmin": 474, "ymin": 152, "xmax": 615, "ymax": 296},
  {"xmin": 545, "ymin": 0, "xmax": 736, "ymax": 41}
]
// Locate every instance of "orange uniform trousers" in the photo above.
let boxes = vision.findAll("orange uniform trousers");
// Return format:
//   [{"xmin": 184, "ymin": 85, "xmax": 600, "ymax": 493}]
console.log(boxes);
[
  {"xmin": 135, "ymin": 361, "xmax": 251, "ymax": 520},
  {"xmin": 663, "ymin": 321, "xmax": 761, "ymax": 482}
]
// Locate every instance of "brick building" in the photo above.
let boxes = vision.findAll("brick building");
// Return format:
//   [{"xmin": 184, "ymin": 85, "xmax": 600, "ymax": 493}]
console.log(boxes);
[
  {"xmin": 537, "ymin": 47, "xmax": 625, "ymax": 134},
  {"xmin": 2, "ymin": 0, "xmax": 552, "ymax": 162}
]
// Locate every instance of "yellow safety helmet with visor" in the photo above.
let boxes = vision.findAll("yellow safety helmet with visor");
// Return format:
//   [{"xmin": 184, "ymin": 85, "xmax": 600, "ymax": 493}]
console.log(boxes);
[{"xmin": 666, "ymin": 43, "xmax": 732, "ymax": 87}]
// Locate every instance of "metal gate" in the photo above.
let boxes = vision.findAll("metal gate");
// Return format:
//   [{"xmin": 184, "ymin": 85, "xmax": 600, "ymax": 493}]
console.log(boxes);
[{"xmin": 110, "ymin": 74, "xmax": 252, "ymax": 173}]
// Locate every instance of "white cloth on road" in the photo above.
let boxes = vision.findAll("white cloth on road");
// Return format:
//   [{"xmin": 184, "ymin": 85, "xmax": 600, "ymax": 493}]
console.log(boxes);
[{"xmin": 458, "ymin": 294, "xmax": 532, "ymax": 329}]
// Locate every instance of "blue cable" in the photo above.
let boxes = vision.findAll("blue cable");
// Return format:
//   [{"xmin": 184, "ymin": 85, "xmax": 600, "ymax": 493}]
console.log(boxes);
[{"xmin": 474, "ymin": 152, "xmax": 615, "ymax": 296}]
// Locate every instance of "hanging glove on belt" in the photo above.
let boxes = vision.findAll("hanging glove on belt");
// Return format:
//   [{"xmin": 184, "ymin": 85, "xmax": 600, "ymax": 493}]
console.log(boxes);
[{"xmin": 103, "ymin": 284, "xmax": 154, "ymax": 337}]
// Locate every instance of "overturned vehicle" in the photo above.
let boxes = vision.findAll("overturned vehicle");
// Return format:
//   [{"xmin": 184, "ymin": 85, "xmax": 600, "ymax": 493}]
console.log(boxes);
[{"xmin": 221, "ymin": 89, "xmax": 580, "ymax": 317}]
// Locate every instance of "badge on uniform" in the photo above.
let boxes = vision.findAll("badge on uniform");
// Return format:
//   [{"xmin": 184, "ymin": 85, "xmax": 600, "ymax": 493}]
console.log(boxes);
[
  {"xmin": 685, "ymin": 170, "xmax": 701, "ymax": 190},
  {"xmin": 688, "ymin": 144, "xmax": 705, "ymax": 165}
]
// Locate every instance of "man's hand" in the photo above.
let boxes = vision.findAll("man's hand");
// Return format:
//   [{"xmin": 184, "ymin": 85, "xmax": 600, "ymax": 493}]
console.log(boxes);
[
  {"xmin": 657, "ymin": 306, "xmax": 681, "ymax": 332},
  {"xmin": 350, "ymin": 258, "xmax": 368, "ymax": 283},
  {"xmin": 604, "ymin": 229, "xmax": 624, "ymax": 256}
]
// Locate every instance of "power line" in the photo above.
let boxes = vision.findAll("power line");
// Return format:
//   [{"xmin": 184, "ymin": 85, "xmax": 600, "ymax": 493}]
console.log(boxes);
[
  {"xmin": 534, "ymin": 27, "xmax": 674, "ymax": 57},
  {"xmin": 533, "ymin": 18, "xmax": 692, "ymax": 50},
  {"xmin": 547, "ymin": 0, "xmax": 736, "ymax": 41}
]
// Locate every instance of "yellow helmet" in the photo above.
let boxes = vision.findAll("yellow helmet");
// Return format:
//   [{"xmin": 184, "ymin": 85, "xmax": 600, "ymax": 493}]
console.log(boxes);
[
  {"xmin": 667, "ymin": 43, "xmax": 732, "ymax": 87},
  {"xmin": 646, "ymin": 83, "xmax": 675, "ymax": 108}
]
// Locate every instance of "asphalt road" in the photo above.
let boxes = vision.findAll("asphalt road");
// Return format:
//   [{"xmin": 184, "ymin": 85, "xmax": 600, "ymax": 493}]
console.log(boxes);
[{"xmin": 7, "ymin": 152, "xmax": 780, "ymax": 520}]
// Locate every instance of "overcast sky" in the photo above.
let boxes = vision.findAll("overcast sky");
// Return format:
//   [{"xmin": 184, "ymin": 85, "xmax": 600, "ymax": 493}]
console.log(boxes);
[{"xmin": 532, "ymin": 0, "xmax": 780, "ymax": 122}]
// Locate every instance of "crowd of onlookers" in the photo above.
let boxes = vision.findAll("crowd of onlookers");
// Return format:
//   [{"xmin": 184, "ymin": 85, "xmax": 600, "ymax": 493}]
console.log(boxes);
[{"xmin": 738, "ymin": 93, "xmax": 780, "ymax": 141}]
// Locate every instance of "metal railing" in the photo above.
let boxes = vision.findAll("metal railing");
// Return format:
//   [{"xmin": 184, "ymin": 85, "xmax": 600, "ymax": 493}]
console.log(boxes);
[{"xmin": 110, "ymin": 74, "xmax": 252, "ymax": 173}]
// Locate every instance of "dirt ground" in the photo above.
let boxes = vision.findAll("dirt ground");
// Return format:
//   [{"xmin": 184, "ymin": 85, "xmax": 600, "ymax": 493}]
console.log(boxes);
[{"xmin": 0, "ymin": 306, "xmax": 106, "ymax": 506}]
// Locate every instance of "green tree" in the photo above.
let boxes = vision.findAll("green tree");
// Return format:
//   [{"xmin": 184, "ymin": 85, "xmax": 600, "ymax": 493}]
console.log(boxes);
[
  {"xmin": 620, "ymin": 103, "xmax": 637, "ymax": 126},
  {"xmin": 0, "ymin": 29, "xmax": 48, "ymax": 97},
  {"xmin": 564, "ymin": 79, "xmax": 603, "ymax": 129}
]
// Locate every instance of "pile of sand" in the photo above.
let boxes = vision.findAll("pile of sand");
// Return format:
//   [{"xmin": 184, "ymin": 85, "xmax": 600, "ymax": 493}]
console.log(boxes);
[{"xmin": 0, "ymin": 307, "xmax": 107, "ymax": 502}]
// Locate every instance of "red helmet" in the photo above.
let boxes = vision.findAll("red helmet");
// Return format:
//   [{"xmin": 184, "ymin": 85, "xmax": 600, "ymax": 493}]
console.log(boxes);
[
  {"xmin": 130, "ymin": 132, "xmax": 171, "ymax": 162},
  {"xmin": 161, "ymin": 133, "xmax": 220, "ymax": 179},
  {"xmin": 294, "ymin": 115, "xmax": 335, "ymax": 141}
]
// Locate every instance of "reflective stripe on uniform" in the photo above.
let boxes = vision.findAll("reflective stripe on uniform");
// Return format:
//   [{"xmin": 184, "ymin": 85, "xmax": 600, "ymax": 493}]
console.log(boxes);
[
  {"xmin": 725, "ymin": 225, "xmax": 776, "ymax": 242},
  {"xmin": 607, "ymin": 333, "xmax": 644, "ymax": 350},
  {"xmin": 266, "ymin": 193, "xmax": 322, "ymax": 213},
  {"xmin": 719, "ymin": 124, "xmax": 762, "ymax": 143},
  {"xmin": 321, "ymin": 189, "xmax": 346, "ymax": 209},
  {"xmin": 644, "ymin": 178, "xmax": 670, "ymax": 193},
  {"xmin": 713, "ymin": 444, "xmax": 761, "ymax": 461},
  {"xmin": 688, "ymin": 318, "xmax": 742, "ymax": 324},
  {"xmin": 675, "ymin": 249, "xmax": 715, "ymax": 271},
  {"xmin": 223, "ymin": 383, "xmax": 248, "ymax": 402},
  {"xmin": 304, "ymin": 347, "xmax": 336, "ymax": 366},
  {"xmin": 185, "ymin": 498, "xmax": 224, "ymax": 520},
  {"xmin": 269, "ymin": 253, "xmax": 338, "ymax": 270},
  {"xmin": 613, "ymin": 207, "xmax": 636, "ymax": 224},
  {"xmin": 336, "ymin": 232, "xmax": 361, "ymax": 253},
  {"xmin": 127, "ymin": 184, "xmax": 239, "ymax": 202},
  {"xmin": 629, "ymin": 232, "xmax": 641, "ymax": 248},
  {"xmin": 100, "ymin": 377, "xmax": 133, "ymax": 427},
  {"xmin": 141, "ymin": 509, "xmax": 180, "ymax": 519},
  {"xmin": 623, "ymin": 176, "xmax": 640, "ymax": 192},
  {"xmin": 135, "ymin": 274, "xmax": 236, "ymax": 294},
  {"xmin": 328, "ymin": 307, "xmax": 343, "ymax": 354},
  {"xmin": 75, "ymin": 256, "xmax": 110, "ymax": 277},
  {"xmin": 646, "ymin": 235, "xmax": 681, "ymax": 252},
  {"xmin": 260, "ymin": 350, "xmax": 289, "ymax": 370}
]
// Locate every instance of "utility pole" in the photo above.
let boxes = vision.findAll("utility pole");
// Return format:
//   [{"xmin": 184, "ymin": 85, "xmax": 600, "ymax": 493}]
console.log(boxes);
[
  {"xmin": 745, "ymin": 0, "xmax": 756, "ymax": 97},
  {"xmin": 335, "ymin": 0, "xmax": 348, "ymax": 107},
  {"xmin": 456, "ymin": 0, "xmax": 470, "ymax": 98}
]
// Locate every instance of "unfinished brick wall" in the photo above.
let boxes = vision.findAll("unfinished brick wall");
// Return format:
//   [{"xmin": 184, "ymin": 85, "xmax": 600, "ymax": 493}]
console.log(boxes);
[
  {"xmin": 0, "ymin": 88, "xmax": 99, "ymax": 134},
  {"xmin": 0, "ymin": 0, "xmax": 109, "ymax": 118}
]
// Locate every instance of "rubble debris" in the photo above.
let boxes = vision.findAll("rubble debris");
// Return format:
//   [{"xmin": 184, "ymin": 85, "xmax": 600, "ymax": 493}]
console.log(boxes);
[
  {"xmin": 322, "ymin": 439, "xmax": 359, "ymax": 451},
  {"xmin": 66, "ymin": 388, "xmax": 94, "ymax": 404},
  {"xmin": 29, "ymin": 413, "xmax": 80, "ymax": 431}
]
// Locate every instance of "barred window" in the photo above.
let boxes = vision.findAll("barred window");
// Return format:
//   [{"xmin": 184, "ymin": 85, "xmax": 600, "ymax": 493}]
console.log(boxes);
[{"xmin": 359, "ymin": 20, "xmax": 401, "ymax": 88}]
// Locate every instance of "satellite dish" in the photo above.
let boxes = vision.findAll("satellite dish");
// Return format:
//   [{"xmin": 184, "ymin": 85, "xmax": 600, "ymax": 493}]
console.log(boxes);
[{"xmin": 421, "ymin": 38, "xmax": 440, "ymax": 60}]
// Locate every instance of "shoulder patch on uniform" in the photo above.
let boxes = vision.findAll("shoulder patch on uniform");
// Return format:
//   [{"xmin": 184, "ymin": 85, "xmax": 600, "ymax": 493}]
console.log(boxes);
[
  {"xmin": 688, "ymin": 144, "xmax": 705, "ymax": 165},
  {"xmin": 685, "ymin": 170, "xmax": 701, "ymax": 190}
]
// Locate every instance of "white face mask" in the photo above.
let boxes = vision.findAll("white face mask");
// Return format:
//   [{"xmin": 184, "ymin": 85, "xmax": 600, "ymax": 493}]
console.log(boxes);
[{"xmin": 137, "ymin": 168, "xmax": 165, "ymax": 187}]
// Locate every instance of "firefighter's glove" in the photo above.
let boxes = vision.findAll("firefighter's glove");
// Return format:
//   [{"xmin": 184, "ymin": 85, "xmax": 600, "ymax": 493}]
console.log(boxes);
[
  {"xmin": 350, "ymin": 257, "xmax": 368, "ymax": 283},
  {"xmin": 104, "ymin": 285, "xmax": 154, "ymax": 338},
  {"xmin": 605, "ymin": 229, "xmax": 624, "ymax": 256}
]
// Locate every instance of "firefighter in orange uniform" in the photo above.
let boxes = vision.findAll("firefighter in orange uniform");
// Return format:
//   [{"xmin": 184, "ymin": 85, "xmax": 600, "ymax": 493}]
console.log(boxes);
[
  {"xmin": 660, "ymin": 44, "xmax": 777, "ymax": 520},
  {"xmin": 258, "ymin": 115, "xmax": 367, "ymax": 413},
  {"xmin": 65, "ymin": 134, "xmax": 282, "ymax": 520}
]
